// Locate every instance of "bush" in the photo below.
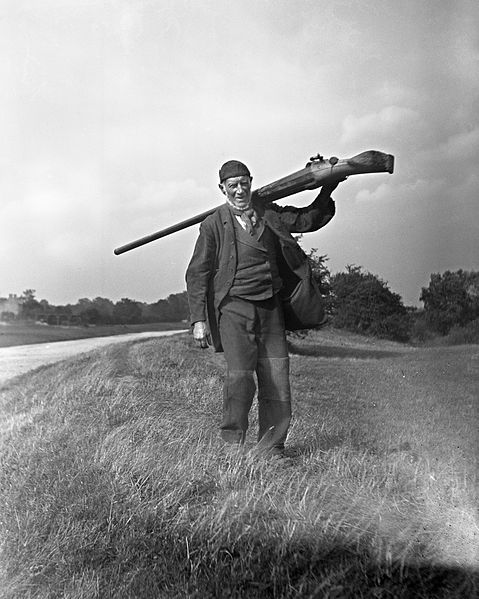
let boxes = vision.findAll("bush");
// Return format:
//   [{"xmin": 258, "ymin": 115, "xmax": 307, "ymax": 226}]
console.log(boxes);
[
  {"xmin": 1, "ymin": 311, "xmax": 16, "ymax": 322},
  {"xmin": 441, "ymin": 318, "xmax": 479, "ymax": 345},
  {"xmin": 409, "ymin": 312, "xmax": 438, "ymax": 344},
  {"xmin": 420, "ymin": 270, "xmax": 479, "ymax": 334},
  {"xmin": 368, "ymin": 313, "xmax": 412, "ymax": 343},
  {"xmin": 306, "ymin": 251, "xmax": 334, "ymax": 314},
  {"xmin": 330, "ymin": 266, "xmax": 410, "ymax": 342}
]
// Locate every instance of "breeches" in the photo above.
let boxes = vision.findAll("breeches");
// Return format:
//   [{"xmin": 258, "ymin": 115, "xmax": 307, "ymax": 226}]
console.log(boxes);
[{"xmin": 218, "ymin": 294, "xmax": 292, "ymax": 447}]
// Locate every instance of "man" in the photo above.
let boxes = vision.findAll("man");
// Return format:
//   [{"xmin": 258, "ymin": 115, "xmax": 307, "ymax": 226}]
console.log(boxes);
[{"xmin": 186, "ymin": 160, "xmax": 339, "ymax": 455}]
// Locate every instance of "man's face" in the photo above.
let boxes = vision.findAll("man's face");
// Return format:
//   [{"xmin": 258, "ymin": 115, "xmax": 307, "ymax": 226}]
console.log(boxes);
[{"xmin": 219, "ymin": 176, "xmax": 253, "ymax": 210}]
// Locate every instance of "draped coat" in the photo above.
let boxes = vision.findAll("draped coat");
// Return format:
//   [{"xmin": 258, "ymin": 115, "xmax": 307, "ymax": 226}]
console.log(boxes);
[{"xmin": 186, "ymin": 196, "xmax": 335, "ymax": 351}]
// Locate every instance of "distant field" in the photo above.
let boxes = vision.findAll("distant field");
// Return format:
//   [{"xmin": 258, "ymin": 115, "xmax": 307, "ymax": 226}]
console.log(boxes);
[
  {"xmin": 0, "ymin": 321, "xmax": 188, "ymax": 347},
  {"xmin": 0, "ymin": 329, "xmax": 477, "ymax": 597}
]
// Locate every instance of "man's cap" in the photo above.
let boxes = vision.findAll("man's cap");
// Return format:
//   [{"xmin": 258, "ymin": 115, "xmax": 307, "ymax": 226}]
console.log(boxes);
[{"xmin": 219, "ymin": 160, "xmax": 251, "ymax": 182}]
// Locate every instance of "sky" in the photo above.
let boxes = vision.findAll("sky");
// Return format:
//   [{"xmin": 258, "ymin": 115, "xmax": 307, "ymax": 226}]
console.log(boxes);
[{"xmin": 1, "ymin": 0, "xmax": 478, "ymax": 307}]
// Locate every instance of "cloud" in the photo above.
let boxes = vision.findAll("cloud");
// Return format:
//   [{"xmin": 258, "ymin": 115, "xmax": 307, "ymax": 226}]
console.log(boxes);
[
  {"xmin": 111, "ymin": 178, "xmax": 214, "ymax": 242},
  {"xmin": 355, "ymin": 182, "xmax": 395, "ymax": 204},
  {"xmin": 433, "ymin": 127, "xmax": 479, "ymax": 161},
  {"xmin": 416, "ymin": 127, "xmax": 479, "ymax": 188},
  {"xmin": 372, "ymin": 82, "xmax": 420, "ymax": 106},
  {"xmin": 354, "ymin": 178, "xmax": 443, "ymax": 204},
  {"xmin": 341, "ymin": 106, "xmax": 422, "ymax": 146}
]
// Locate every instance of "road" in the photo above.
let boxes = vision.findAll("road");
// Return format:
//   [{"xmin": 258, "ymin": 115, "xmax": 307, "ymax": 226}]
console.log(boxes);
[{"xmin": 0, "ymin": 331, "xmax": 185, "ymax": 384}]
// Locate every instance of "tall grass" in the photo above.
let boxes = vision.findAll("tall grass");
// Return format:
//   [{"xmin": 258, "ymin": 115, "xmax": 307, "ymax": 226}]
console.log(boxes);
[{"xmin": 0, "ymin": 333, "xmax": 477, "ymax": 598}]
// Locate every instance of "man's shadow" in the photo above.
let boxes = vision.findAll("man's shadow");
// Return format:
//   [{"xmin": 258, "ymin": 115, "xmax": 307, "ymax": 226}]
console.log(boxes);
[{"xmin": 288, "ymin": 341, "xmax": 403, "ymax": 360}]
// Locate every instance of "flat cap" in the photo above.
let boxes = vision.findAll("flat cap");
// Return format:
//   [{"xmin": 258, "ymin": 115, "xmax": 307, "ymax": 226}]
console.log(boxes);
[{"xmin": 219, "ymin": 160, "xmax": 251, "ymax": 182}]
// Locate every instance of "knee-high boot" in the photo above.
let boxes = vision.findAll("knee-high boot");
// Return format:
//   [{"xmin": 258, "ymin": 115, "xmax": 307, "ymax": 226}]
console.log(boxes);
[
  {"xmin": 256, "ymin": 357, "xmax": 292, "ymax": 448},
  {"xmin": 220, "ymin": 369, "xmax": 256, "ymax": 444}
]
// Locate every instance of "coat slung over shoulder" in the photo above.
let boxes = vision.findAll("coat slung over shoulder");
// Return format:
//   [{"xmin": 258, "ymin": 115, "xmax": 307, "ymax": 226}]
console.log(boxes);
[{"xmin": 261, "ymin": 196, "xmax": 335, "ymax": 234}]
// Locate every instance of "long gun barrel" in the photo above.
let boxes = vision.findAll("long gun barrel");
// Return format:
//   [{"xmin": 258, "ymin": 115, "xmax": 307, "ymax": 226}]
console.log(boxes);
[{"xmin": 114, "ymin": 149, "xmax": 394, "ymax": 255}]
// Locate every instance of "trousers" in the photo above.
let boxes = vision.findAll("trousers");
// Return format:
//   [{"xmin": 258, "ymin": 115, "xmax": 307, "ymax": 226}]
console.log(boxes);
[{"xmin": 218, "ymin": 294, "xmax": 292, "ymax": 448}]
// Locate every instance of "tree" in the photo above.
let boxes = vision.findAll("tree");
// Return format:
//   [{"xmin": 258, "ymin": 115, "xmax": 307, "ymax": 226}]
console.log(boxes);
[
  {"xmin": 21, "ymin": 289, "xmax": 36, "ymax": 304},
  {"xmin": 20, "ymin": 289, "xmax": 40, "ymax": 320},
  {"xmin": 420, "ymin": 270, "xmax": 479, "ymax": 334},
  {"xmin": 146, "ymin": 292, "xmax": 189, "ymax": 322},
  {"xmin": 112, "ymin": 298, "xmax": 142, "ymax": 324},
  {"xmin": 330, "ymin": 265, "xmax": 410, "ymax": 341},
  {"xmin": 83, "ymin": 307, "xmax": 101, "ymax": 325},
  {"xmin": 165, "ymin": 292, "xmax": 189, "ymax": 321},
  {"xmin": 72, "ymin": 297, "xmax": 115, "ymax": 325},
  {"xmin": 147, "ymin": 299, "xmax": 170, "ymax": 322},
  {"xmin": 92, "ymin": 297, "xmax": 115, "ymax": 323}
]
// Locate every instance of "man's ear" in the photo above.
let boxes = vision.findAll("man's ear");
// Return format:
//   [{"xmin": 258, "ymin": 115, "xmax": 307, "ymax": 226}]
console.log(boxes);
[{"xmin": 218, "ymin": 183, "xmax": 226, "ymax": 196}]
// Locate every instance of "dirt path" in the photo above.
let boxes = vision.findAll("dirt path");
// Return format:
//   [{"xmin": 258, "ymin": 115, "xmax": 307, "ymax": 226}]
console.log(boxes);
[{"xmin": 0, "ymin": 331, "xmax": 186, "ymax": 384}]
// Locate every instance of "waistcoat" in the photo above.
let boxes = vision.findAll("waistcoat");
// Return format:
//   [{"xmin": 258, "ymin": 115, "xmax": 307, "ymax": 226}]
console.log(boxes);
[{"xmin": 229, "ymin": 219, "xmax": 282, "ymax": 301}]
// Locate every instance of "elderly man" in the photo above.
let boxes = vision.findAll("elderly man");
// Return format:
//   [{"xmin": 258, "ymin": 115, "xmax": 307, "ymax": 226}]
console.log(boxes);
[{"xmin": 186, "ymin": 160, "xmax": 339, "ymax": 455}]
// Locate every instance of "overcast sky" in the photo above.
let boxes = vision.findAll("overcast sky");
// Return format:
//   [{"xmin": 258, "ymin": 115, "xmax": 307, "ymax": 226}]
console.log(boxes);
[{"xmin": 1, "ymin": 0, "xmax": 478, "ymax": 307}]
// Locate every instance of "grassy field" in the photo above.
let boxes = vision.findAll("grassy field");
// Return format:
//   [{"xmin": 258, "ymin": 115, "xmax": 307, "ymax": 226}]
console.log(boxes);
[
  {"xmin": 0, "ymin": 329, "xmax": 477, "ymax": 598},
  {"xmin": 0, "ymin": 322, "xmax": 188, "ymax": 348}
]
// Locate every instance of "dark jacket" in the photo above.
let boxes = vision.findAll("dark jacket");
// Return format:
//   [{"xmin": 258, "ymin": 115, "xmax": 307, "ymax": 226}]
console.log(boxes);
[{"xmin": 186, "ymin": 196, "xmax": 335, "ymax": 351}]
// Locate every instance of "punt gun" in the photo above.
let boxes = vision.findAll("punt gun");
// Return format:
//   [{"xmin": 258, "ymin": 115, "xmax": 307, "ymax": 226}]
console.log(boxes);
[{"xmin": 113, "ymin": 150, "xmax": 394, "ymax": 255}]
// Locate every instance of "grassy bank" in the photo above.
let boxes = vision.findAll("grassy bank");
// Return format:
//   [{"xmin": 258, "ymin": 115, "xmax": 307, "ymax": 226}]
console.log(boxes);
[
  {"xmin": 0, "ymin": 331, "xmax": 477, "ymax": 597},
  {"xmin": 0, "ymin": 321, "xmax": 188, "ymax": 348}
]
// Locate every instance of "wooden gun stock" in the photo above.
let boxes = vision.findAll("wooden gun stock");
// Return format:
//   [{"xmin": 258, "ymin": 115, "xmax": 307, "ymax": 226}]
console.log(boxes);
[{"xmin": 114, "ymin": 150, "xmax": 394, "ymax": 255}]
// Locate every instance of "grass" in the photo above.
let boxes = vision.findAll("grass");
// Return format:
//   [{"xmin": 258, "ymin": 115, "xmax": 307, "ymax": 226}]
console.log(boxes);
[
  {"xmin": 0, "ymin": 329, "xmax": 477, "ymax": 598},
  {"xmin": 0, "ymin": 321, "xmax": 188, "ymax": 348}
]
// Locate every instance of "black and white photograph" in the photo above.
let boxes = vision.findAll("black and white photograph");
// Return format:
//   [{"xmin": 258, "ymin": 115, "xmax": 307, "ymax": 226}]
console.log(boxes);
[{"xmin": 1, "ymin": 1, "xmax": 478, "ymax": 597}]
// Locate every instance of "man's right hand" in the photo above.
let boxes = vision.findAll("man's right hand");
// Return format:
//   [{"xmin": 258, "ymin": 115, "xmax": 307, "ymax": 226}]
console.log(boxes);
[
  {"xmin": 318, "ymin": 177, "xmax": 346, "ymax": 199},
  {"xmin": 192, "ymin": 321, "xmax": 211, "ymax": 349}
]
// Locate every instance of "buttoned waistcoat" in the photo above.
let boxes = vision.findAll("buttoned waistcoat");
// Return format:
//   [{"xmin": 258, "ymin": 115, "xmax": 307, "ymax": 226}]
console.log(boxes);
[{"xmin": 186, "ymin": 197, "xmax": 335, "ymax": 351}]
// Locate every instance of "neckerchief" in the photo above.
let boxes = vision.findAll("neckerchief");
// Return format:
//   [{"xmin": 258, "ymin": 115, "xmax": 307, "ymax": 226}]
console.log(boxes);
[{"xmin": 226, "ymin": 200, "xmax": 259, "ymax": 235}]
